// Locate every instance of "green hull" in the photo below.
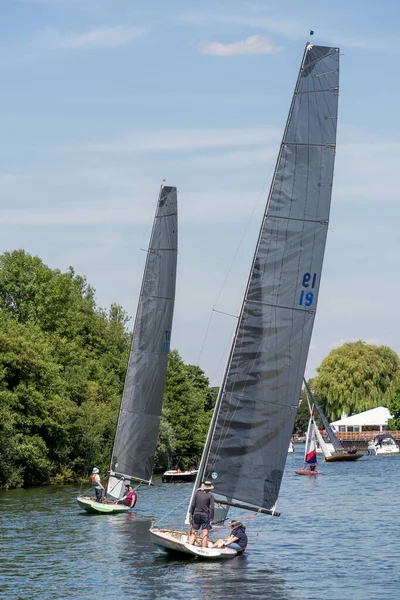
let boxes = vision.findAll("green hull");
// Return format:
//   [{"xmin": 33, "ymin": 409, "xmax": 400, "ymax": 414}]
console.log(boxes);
[{"xmin": 76, "ymin": 496, "xmax": 130, "ymax": 514}]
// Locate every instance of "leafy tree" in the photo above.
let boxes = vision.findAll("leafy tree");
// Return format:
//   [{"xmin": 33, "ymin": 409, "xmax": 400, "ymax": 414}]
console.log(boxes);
[
  {"xmin": 312, "ymin": 341, "xmax": 400, "ymax": 420},
  {"xmin": 293, "ymin": 389, "xmax": 310, "ymax": 434},
  {"xmin": 0, "ymin": 250, "xmax": 217, "ymax": 488},
  {"xmin": 163, "ymin": 351, "xmax": 210, "ymax": 468}
]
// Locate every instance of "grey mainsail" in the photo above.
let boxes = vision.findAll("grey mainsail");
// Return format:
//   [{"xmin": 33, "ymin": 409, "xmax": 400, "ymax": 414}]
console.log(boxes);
[
  {"xmin": 193, "ymin": 44, "xmax": 339, "ymax": 513},
  {"xmin": 110, "ymin": 185, "xmax": 178, "ymax": 484}
]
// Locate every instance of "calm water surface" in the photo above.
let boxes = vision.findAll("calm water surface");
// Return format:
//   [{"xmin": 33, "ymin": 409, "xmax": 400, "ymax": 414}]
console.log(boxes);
[{"xmin": 1, "ymin": 450, "xmax": 399, "ymax": 600}]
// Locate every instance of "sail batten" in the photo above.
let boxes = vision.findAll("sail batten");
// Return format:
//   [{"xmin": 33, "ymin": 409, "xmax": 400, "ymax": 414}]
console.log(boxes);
[
  {"xmin": 110, "ymin": 186, "xmax": 178, "ymax": 484},
  {"xmin": 191, "ymin": 44, "xmax": 339, "ymax": 512}
]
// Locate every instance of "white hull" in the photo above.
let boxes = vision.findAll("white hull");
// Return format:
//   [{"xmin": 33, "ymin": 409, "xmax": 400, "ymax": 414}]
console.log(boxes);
[
  {"xmin": 161, "ymin": 470, "xmax": 198, "ymax": 482},
  {"xmin": 149, "ymin": 528, "xmax": 237, "ymax": 559},
  {"xmin": 368, "ymin": 445, "xmax": 400, "ymax": 456}
]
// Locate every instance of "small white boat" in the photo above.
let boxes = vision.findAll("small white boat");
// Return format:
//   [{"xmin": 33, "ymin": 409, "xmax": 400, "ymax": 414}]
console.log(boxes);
[
  {"xmin": 162, "ymin": 469, "xmax": 198, "ymax": 482},
  {"xmin": 288, "ymin": 441, "xmax": 294, "ymax": 453},
  {"xmin": 367, "ymin": 434, "xmax": 400, "ymax": 456}
]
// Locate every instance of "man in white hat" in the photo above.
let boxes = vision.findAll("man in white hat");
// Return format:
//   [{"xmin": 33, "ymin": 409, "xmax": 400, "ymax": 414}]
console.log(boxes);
[
  {"xmin": 188, "ymin": 480, "xmax": 215, "ymax": 548},
  {"xmin": 90, "ymin": 468, "xmax": 104, "ymax": 502}
]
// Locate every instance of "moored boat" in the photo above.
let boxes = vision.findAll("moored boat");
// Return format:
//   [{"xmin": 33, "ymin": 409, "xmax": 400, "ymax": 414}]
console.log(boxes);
[
  {"xmin": 161, "ymin": 469, "xmax": 198, "ymax": 483},
  {"xmin": 367, "ymin": 434, "xmax": 400, "ymax": 456}
]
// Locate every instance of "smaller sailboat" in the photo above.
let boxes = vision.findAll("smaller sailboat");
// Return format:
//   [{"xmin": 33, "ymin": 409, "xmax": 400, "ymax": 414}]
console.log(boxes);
[
  {"xmin": 304, "ymin": 381, "xmax": 363, "ymax": 462},
  {"xmin": 295, "ymin": 410, "xmax": 320, "ymax": 475},
  {"xmin": 77, "ymin": 185, "xmax": 178, "ymax": 513}
]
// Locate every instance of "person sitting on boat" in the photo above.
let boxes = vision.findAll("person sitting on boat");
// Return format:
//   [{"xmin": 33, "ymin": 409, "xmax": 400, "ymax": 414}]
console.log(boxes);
[
  {"xmin": 309, "ymin": 463, "xmax": 316, "ymax": 472},
  {"xmin": 188, "ymin": 480, "xmax": 215, "ymax": 548},
  {"xmin": 116, "ymin": 483, "xmax": 137, "ymax": 508},
  {"xmin": 91, "ymin": 467, "xmax": 104, "ymax": 503},
  {"xmin": 212, "ymin": 520, "xmax": 248, "ymax": 554}
]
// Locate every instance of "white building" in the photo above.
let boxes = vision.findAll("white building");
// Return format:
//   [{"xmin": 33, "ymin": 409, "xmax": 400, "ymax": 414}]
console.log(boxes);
[{"xmin": 330, "ymin": 406, "xmax": 392, "ymax": 433}]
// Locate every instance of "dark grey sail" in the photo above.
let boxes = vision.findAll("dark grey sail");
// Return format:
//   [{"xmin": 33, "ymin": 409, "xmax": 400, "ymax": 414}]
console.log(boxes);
[
  {"xmin": 110, "ymin": 186, "xmax": 177, "ymax": 484},
  {"xmin": 194, "ymin": 44, "xmax": 339, "ymax": 513},
  {"xmin": 304, "ymin": 380, "xmax": 343, "ymax": 453}
]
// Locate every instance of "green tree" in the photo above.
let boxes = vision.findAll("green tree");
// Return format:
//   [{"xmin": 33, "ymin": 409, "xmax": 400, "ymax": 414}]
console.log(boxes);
[
  {"xmin": 163, "ymin": 351, "xmax": 211, "ymax": 468},
  {"xmin": 0, "ymin": 250, "xmax": 217, "ymax": 488},
  {"xmin": 293, "ymin": 389, "xmax": 310, "ymax": 434},
  {"xmin": 312, "ymin": 341, "xmax": 400, "ymax": 420}
]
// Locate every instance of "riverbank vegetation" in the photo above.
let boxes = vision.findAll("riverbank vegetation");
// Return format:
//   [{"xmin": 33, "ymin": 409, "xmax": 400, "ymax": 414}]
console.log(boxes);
[
  {"xmin": 1, "ymin": 250, "xmax": 400, "ymax": 489},
  {"xmin": 0, "ymin": 250, "xmax": 213, "ymax": 488}
]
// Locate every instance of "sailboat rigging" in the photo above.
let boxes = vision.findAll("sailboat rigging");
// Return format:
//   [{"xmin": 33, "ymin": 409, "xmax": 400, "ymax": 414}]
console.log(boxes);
[
  {"xmin": 150, "ymin": 42, "xmax": 340, "ymax": 557},
  {"xmin": 77, "ymin": 185, "xmax": 178, "ymax": 514},
  {"xmin": 295, "ymin": 409, "xmax": 320, "ymax": 475},
  {"xmin": 304, "ymin": 380, "xmax": 363, "ymax": 462}
]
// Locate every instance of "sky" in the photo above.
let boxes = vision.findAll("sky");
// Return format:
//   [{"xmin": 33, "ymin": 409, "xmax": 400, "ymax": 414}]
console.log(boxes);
[{"xmin": 1, "ymin": 0, "xmax": 400, "ymax": 385}]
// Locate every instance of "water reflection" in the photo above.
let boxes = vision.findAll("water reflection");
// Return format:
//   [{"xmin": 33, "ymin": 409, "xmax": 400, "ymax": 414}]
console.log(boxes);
[{"xmin": 2, "ymin": 455, "xmax": 400, "ymax": 599}]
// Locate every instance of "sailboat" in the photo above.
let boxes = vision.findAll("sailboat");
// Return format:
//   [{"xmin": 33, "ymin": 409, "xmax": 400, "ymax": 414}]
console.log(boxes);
[
  {"xmin": 77, "ymin": 185, "xmax": 178, "ymax": 514},
  {"xmin": 149, "ymin": 43, "xmax": 340, "ymax": 557},
  {"xmin": 295, "ymin": 410, "xmax": 320, "ymax": 475},
  {"xmin": 304, "ymin": 381, "xmax": 363, "ymax": 462}
]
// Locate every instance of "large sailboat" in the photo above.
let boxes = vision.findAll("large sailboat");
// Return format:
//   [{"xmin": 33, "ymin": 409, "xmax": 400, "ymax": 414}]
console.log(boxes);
[
  {"xmin": 150, "ymin": 43, "xmax": 340, "ymax": 557},
  {"xmin": 77, "ymin": 185, "xmax": 178, "ymax": 514}
]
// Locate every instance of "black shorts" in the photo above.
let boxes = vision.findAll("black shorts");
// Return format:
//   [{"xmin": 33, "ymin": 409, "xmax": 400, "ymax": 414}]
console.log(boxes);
[{"xmin": 192, "ymin": 513, "xmax": 211, "ymax": 531}]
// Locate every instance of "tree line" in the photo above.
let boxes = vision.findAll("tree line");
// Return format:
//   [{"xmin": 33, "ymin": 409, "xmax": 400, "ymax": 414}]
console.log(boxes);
[
  {"xmin": 0, "ymin": 250, "xmax": 215, "ymax": 488},
  {"xmin": 1, "ymin": 250, "xmax": 400, "ymax": 489}
]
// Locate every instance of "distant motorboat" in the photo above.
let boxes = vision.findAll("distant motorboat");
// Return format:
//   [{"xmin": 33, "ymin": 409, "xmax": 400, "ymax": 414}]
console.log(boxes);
[
  {"xmin": 161, "ymin": 469, "xmax": 198, "ymax": 482},
  {"xmin": 367, "ymin": 434, "xmax": 400, "ymax": 456}
]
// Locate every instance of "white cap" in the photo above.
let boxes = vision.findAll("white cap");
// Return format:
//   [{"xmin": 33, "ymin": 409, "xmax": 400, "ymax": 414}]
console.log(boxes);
[{"xmin": 92, "ymin": 467, "xmax": 99, "ymax": 474}]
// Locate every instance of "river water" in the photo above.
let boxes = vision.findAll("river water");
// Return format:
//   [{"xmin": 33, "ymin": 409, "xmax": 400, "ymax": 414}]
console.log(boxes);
[{"xmin": 1, "ymin": 449, "xmax": 399, "ymax": 600}]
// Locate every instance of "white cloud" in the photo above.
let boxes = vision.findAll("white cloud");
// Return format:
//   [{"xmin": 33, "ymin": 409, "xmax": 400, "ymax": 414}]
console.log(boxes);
[
  {"xmin": 179, "ymin": 11, "xmax": 400, "ymax": 55},
  {"xmin": 60, "ymin": 127, "xmax": 280, "ymax": 154},
  {"xmin": 35, "ymin": 25, "xmax": 146, "ymax": 50},
  {"xmin": 198, "ymin": 34, "xmax": 281, "ymax": 56}
]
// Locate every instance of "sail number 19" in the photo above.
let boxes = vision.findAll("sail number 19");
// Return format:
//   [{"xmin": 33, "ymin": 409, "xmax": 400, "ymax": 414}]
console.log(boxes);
[{"xmin": 299, "ymin": 272, "xmax": 317, "ymax": 307}]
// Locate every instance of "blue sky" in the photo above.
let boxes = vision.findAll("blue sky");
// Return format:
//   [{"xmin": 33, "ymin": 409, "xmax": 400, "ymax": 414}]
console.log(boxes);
[{"xmin": 2, "ymin": 0, "xmax": 400, "ymax": 384}]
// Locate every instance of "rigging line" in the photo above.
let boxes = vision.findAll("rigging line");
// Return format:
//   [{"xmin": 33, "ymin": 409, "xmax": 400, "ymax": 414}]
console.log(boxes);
[
  {"xmin": 213, "ymin": 309, "xmax": 238, "ymax": 319},
  {"xmin": 196, "ymin": 163, "xmax": 276, "ymax": 368},
  {"xmin": 154, "ymin": 494, "xmax": 192, "ymax": 525}
]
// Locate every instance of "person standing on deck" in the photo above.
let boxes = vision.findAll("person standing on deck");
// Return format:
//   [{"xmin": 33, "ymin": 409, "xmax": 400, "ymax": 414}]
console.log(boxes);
[
  {"xmin": 188, "ymin": 480, "xmax": 215, "ymax": 548},
  {"xmin": 91, "ymin": 468, "xmax": 104, "ymax": 502}
]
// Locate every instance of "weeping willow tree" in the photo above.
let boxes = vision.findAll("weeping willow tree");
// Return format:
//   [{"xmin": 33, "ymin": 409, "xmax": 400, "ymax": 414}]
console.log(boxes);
[{"xmin": 312, "ymin": 341, "xmax": 400, "ymax": 420}]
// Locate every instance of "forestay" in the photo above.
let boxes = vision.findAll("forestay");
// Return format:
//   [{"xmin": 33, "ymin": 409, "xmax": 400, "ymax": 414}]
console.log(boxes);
[
  {"xmin": 197, "ymin": 44, "xmax": 339, "ymax": 512},
  {"xmin": 110, "ymin": 186, "xmax": 178, "ymax": 484}
]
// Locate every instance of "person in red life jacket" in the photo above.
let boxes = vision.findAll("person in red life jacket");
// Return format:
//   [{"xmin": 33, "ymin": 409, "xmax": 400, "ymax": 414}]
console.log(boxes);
[
  {"xmin": 91, "ymin": 467, "xmax": 104, "ymax": 502},
  {"xmin": 116, "ymin": 483, "xmax": 137, "ymax": 508}
]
